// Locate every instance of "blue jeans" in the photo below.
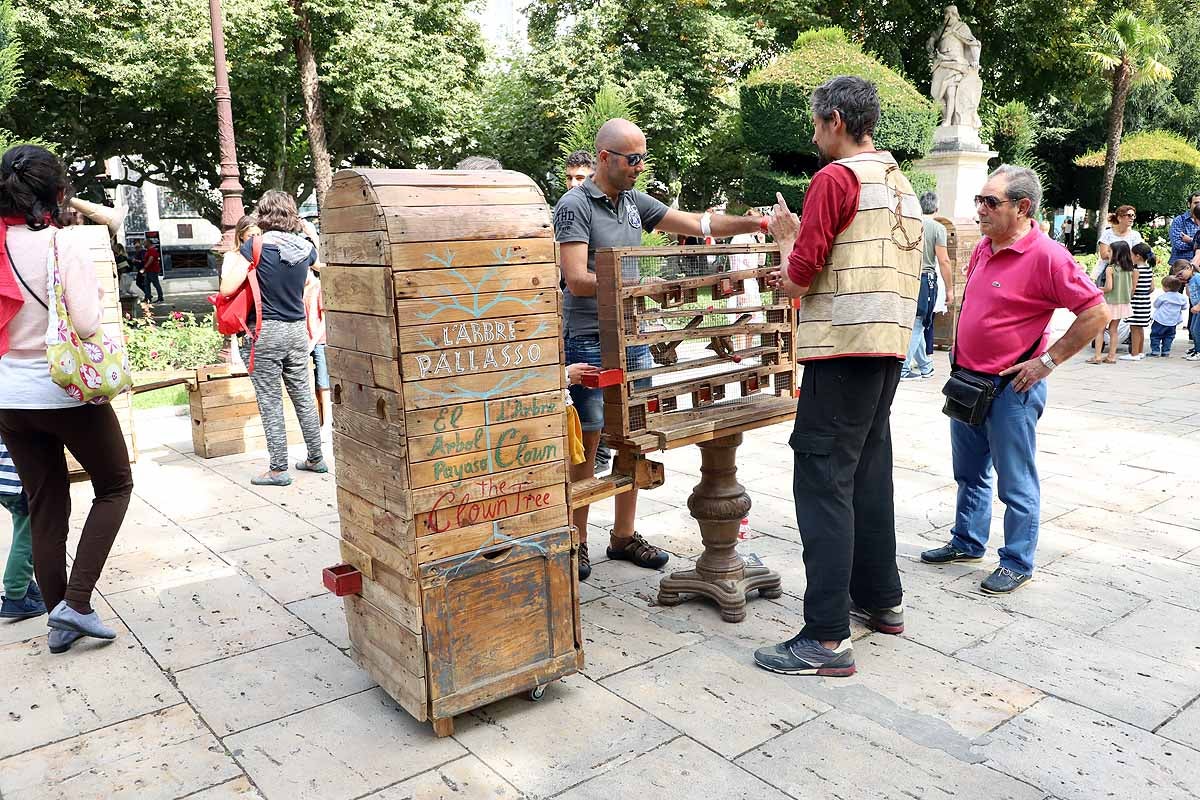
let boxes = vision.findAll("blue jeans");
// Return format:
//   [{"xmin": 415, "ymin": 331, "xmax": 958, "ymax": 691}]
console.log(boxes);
[
  {"xmin": 564, "ymin": 335, "xmax": 651, "ymax": 432},
  {"xmin": 903, "ymin": 272, "xmax": 937, "ymax": 376},
  {"xmin": 1150, "ymin": 321, "xmax": 1176, "ymax": 355},
  {"xmin": 311, "ymin": 343, "xmax": 330, "ymax": 389},
  {"xmin": 949, "ymin": 379, "xmax": 1047, "ymax": 575}
]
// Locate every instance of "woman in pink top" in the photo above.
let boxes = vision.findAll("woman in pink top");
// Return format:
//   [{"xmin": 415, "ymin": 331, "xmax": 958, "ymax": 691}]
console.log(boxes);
[{"xmin": 0, "ymin": 145, "xmax": 133, "ymax": 654}]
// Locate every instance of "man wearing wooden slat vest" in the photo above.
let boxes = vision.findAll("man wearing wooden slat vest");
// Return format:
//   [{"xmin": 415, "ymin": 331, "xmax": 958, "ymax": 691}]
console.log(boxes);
[
  {"xmin": 754, "ymin": 76, "xmax": 920, "ymax": 677},
  {"xmin": 555, "ymin": 118, "xmax": 765, "ymax": 581}
]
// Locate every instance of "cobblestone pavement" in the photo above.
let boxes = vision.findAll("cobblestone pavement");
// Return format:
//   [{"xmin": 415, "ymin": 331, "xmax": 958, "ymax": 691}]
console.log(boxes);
[{"xmin": 2, "ymin": 345, "xmax": 1199, "ymax": 800}]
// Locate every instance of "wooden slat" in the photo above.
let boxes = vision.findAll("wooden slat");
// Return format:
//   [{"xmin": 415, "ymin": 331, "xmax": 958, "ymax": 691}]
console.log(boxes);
[
  {"xmin": 332, "ymin": 433, "xmax": 410, "ymax": 519},
  {"xmin": 326, "ymin": 311, "xmax": 397, "ymax": 358},
  {"xmin": 384, "ymin": 205, "xmax": 551, "ymax": 245},
  {"xmin": 326, "ymin": 346, "xmax": 401, "ymax": 392},
  {"xmin": 321, "ymin": 266, "xmax": 393, "ymax": 316},
  {"xmin": 407, "ymin": 414, "xmax": 563, "ymax": 464},
  {"xmin": 371, "ymin": 185, "xmax": 545, "ymax": 208},
  {"xmin": 408, "ymin": 461, "xmax": 565, "ymax": 515},
  {"xmin": 321, "ymin": 203, "xmax": 384, "ymax": 234},
  {"xmin": 391, "ymin": 238, "xmax": 556, "ymax": 271},
  {"xmin": 569, "ymin": 474, "xmax": 634, "ymax": 508},
  {"xmin": 394, "ymin": 288, "xmax": 557, "ymax": 327},
  {"xmin": 404, "ymin": 390, "xmax": 563, "ymax": 438},
  {"xmin": 330, "ymin": 404, "xmax": 406, "ymax": 456},
  {"xmin": 392, "ymin": 262, "xmax": 558, "ymax": 300},
  {"xmin": 402, "ymin": 337, "xmax": 559, "ymax": 383},
  {"xmin": 331, "ymin": 382, "xmax": 402, "ymax": 423},
  {"xmin": 407, "ymin": 435, "xmax": 564, "ymax": 488},
  {"xmin": 403, "ymin": 365, "xmax": 561, "ymax": 412},
  {"xmin": 339, "ymin": 168, "xmax": 539, "ymax": 188},
  {"xmin": 417, "ymin": 483, "xmax": 566, "ymax": 537},
  {"xmin": 323, "ymin": 231, "xmax": 391, "ymax": 266},
  {"xmin": 396, "ymin": 314, "xmax": 559, "ymax": 354},
  {"xmin": 414, "ymin": 505, "xmax": 568, "ymax": 564},
  {"xmin": 336, "ymin": 486, "xmax": 412, "ymax": 548},
  {"xmin": 350, "ymin": 643, "xmax": 427, "ymax": 723}
]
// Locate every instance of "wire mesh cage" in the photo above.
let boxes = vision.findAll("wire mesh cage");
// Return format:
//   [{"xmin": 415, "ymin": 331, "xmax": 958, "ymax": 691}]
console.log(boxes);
[{"xmin": 595, "ymin": 244, "xmax": 798, "ymax": 450}]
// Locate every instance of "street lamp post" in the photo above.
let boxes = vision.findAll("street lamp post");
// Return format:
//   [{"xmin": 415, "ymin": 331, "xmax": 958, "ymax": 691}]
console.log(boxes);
[{"xmin": 209, "ymin": 0, "xmax": 246, "ymax": 252}]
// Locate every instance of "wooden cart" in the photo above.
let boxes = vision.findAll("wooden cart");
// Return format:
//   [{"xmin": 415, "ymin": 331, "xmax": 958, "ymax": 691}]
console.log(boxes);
[
  {"xmin": 594, "ymin": 243, "xmax": 799, "ymax": 621},
  {"xmin": 319, "ymin": 168, "xmax": 582, "ymax": 737}
]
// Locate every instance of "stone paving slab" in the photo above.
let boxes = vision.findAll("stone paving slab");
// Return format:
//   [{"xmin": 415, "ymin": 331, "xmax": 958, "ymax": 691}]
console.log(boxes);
[
  {"xmin": 976, "ymin": 697, "xmax": 1200, "ymax": 800},
  {"xmin": 958, "ymin": 617, "xmax": 1200, "ymax": 731},
  {"xmin": 360, "ymin": 755, "xmax": 523, "ymax": 799},
  {"xmin": 1158, "ymin": 701, "xmax": 1200, "ymax": 751},
  {"xmin": 1094, "ymin": 600, "xmax": 1200, "ymax": 671},
  {"xmin": 0, "ymin": 704, "xmax": 242, "ymax": 800},
  {"xmin": 221, "ymin": 531, "xmax": 340, "ymax": 605},
  {"xmin": 600, "ymin": 643, "xmax": 830, "ymax": 757},
  {"xmin": 225, "ymin": 688, "xmax": 464, "ymax": 800},
  {"xmin": 0, "ymin": 625, "xmax": 180, "ymax": 759},
  {"xmin": 174, "ymin": 634, "xmax": 375, "ymax": 734},
  {"xmin": 944, "ymin": 566, "xmax": 1148, "ymax": 635},
  {"xmin": 106, "ymin": 572, "xmax": 310, "ymax": 672},
  {"xmin": 286, "ymin": 593, "xmax": 352, "ymax": 650},
  {"xmin": 556, "ymin": 736, "xmax": 794, "ymax": 800},
  {"xmin": 579, "ymin": 595, "xmax": 706, "ymax": 679},
  {"xmin": 453, "ymin": 672, "xmax": 676, "ymax": 798},
  {"xmin": 737, "ymin": 710, "xmax": 1046, "ymax": 799},
  {"xmin": 181, "ymin": 504, "xmax": 326, "ymax": 553}
]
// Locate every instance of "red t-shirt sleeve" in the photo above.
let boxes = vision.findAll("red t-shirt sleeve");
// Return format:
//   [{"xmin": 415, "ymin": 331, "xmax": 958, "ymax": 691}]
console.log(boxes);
[{"xmin": 786, "ymin": 164, "xmax": 860, "ymax": 286}]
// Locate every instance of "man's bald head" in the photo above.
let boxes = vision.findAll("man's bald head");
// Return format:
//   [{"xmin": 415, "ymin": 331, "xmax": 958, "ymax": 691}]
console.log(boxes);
[{"xmin": 595, "ymin": 118, "xmax": 645, "ymax": 153}]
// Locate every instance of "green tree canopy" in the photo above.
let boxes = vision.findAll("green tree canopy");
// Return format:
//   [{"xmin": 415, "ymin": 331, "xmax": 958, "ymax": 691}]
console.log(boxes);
[
  {"xmin": 740, "ymin": 27, "xmax": 938, "ymax": 164},
  {"xmin": 1074, "ymin": 130, "xmax": 1200, "ymax": 218},
  {"xmin": 2, "ymin": 0, "xmax": 484, "ymax": 219}
]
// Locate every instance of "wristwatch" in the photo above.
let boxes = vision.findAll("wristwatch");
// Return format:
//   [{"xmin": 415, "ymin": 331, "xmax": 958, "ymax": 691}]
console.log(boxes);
[
  {"xmin": 700, "ymin": 212, "xmax": 712, "ymax": 237},
  {"xmin": 1039, "ymin": 352, "xmax": 1057, "ymax": 371}
]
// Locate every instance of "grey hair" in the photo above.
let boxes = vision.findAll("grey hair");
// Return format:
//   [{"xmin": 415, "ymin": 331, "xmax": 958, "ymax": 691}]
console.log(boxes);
[
  {"xmin": 990, "ymin": 164, "xmax": 1041, "ymax": 217},
  {"xmin": 810, "ymin": 76, "xmax": 880, "ymax": 143},
  {"xmin": 919, "ymin": 191, "xmax": 939, "ymax": 215},
  {"xmin": 455, "ymin": 156, "xmax": 503, "ymax": 170}
]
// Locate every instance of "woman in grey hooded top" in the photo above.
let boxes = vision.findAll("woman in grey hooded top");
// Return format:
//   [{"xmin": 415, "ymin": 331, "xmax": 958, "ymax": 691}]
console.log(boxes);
[{"xmin": 218, "ymin": 191, "xmax": 326, "ymax": 486}]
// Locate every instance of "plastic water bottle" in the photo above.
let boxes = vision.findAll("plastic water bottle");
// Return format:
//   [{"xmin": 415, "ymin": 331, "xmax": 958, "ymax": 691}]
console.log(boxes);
[{"xmin": 738, "ymin": 517, "xmax": 750, "ymax": 539}]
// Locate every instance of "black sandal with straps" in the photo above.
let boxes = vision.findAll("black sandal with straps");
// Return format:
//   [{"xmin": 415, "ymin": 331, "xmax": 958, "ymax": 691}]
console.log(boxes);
[{"xmin": 606, "ymin": 532, "xmax": 669, "ymax": 570}]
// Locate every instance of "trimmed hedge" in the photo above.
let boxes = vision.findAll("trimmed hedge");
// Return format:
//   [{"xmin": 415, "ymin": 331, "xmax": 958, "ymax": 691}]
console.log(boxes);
[
  {"xmin": 740, "ymin": 28, "xmax": 938, "ymax": 163},
  {"xmin": 742, "ymin": 164, "xmax": 936, "ymax": 211},
  {"xmin": 1074, "ymin": 131, "xmax": 1200, "ymax": 219}
]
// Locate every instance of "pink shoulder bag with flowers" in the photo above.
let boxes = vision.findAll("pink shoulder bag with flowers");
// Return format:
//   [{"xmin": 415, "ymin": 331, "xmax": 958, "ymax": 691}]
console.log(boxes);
[{"xmin": 7, "ymin": 229, "xmax": 132, "ymax": 403}]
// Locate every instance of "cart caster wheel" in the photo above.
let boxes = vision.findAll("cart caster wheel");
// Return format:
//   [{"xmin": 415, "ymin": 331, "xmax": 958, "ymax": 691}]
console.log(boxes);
[{"xmin": 528, "ymin": 684, "xmax": 548, "ymax": 701}]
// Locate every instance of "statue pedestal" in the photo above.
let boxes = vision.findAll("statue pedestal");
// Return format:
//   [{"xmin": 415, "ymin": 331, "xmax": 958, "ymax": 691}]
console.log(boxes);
[{"xmin": 915, "ymin": 146, "xmax": 997, "ymax": 222}]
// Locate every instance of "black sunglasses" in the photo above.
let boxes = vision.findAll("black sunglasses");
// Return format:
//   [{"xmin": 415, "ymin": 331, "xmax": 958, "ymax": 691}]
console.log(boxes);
[
  {"xmin": 605, "ymin": 149, "xmax": 648, "ymax": 167},
  {"xmin": 974, "ymin": 194, "xmax": 1018, "ymax": 210}
]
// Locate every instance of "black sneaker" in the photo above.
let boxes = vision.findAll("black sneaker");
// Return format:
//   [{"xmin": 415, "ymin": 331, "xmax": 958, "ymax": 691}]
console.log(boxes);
[
  {"xmin": 850, "ymin": 603, "xmax": 905, "ymax": 635},
  {"xmin": 607, "ymin": 532, "xmax": 669, "ymax": 569},
  {"xmin": 980, "ymin": 567, "xmax": 1032, "ymax": 594},
  {"xmin": 920, "ymin": 544, "xmax": 983, "ymax": 564},
  {"xmin": 578, "ymin": 542, "xmax": 592, "ymax": 582},
  {"xmin": 753, "ymin": 636, "xmax": 856, "ymax": 677}
]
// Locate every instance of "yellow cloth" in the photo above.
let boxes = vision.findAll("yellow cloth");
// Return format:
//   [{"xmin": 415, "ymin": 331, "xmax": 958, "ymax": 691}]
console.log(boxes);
[{"xmin": 566, "ymin": 406, "xmax": 586, "ymax": 465}]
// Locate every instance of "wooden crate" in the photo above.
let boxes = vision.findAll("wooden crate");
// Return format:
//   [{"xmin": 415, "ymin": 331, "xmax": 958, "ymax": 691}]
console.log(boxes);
[
  {"xmin": 67, "ymin": 226, "xmax": 136, "ymax": 482},
  {"xmin": 594, "ymin": 244, "xmax": 798, "ymax": 452},
  {"xmin": 322, "ymin": 168, "xmax": 581, "ymax": 737},
  {"xmin": 188, "ymin": 367, "xmax": 303, "ymax": 458},
  {"xmin": 932, "ymin": 216, "xmax": 979, "ymax": 351}
]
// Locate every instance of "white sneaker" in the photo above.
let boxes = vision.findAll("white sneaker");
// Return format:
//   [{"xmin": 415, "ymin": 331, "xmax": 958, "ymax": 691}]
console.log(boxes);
[
  {"xmin": 1118, "ymin": 354, "xmax": 1145, "ymax": 361},
  {"xmin": 1187, "ymin": 353, "xmax": 1200, "ymax": 362}
]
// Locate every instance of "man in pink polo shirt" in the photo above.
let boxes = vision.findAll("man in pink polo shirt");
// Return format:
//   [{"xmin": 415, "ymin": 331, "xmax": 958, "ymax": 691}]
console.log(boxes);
[{"xmin": 921, "ymin": 165, "xmax": 1108, "ymax": 594}]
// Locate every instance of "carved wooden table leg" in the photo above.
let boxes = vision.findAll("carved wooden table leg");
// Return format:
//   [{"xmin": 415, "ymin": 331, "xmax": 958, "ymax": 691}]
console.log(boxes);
[{"xmin": 657, "ymin": 433, "xmax": 783, "ymax": 622}]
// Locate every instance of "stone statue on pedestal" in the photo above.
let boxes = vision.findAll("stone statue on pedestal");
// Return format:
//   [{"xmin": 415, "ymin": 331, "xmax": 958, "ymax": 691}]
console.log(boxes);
[{"xmin": 927, "ymin": 6, "xmax": 983, "ymax": 149}]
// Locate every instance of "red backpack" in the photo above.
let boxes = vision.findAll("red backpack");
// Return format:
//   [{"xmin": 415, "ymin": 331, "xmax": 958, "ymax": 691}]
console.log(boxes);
[{"xmin": 209, "ymin": 236, "xmax": 263, "ymax": 370}]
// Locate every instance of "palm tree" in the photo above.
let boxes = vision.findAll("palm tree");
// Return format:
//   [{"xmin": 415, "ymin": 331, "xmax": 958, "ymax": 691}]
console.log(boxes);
[{"xmin": 1077, "ymin": 11, "xmax": 1172, "ymax": 224}]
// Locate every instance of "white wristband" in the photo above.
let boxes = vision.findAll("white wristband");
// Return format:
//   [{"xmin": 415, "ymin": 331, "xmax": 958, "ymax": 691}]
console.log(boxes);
[{"xmin": 700, "ymin": 212, "xmax": 712, "ymax": 238}]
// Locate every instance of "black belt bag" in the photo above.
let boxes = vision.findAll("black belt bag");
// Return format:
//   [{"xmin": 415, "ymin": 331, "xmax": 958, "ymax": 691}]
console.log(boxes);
[
  {"xmin": 942, "ymin": 340, "xmax": 1039, "ymax": 426},
  {"xmin": 941, "ymin": 369, "xmax": 1000, "ymax": 425}
]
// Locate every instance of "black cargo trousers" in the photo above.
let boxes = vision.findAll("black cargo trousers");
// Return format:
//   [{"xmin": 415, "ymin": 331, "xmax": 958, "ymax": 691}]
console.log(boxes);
[{"xmin": 790, "ymin": 356, "xmax": 904, "ymax": 643}]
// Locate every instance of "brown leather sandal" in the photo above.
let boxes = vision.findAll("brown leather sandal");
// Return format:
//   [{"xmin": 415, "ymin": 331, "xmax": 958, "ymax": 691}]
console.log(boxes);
[{"xmin": 578, "ymin": 542, "xmax": 592, "ymax": 581}]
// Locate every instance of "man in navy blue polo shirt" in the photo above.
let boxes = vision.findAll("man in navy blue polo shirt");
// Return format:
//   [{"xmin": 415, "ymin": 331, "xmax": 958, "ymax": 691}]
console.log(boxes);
[{"xmin": 554, "ymin": 118, "xmax": 763, "ymax": 581}]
